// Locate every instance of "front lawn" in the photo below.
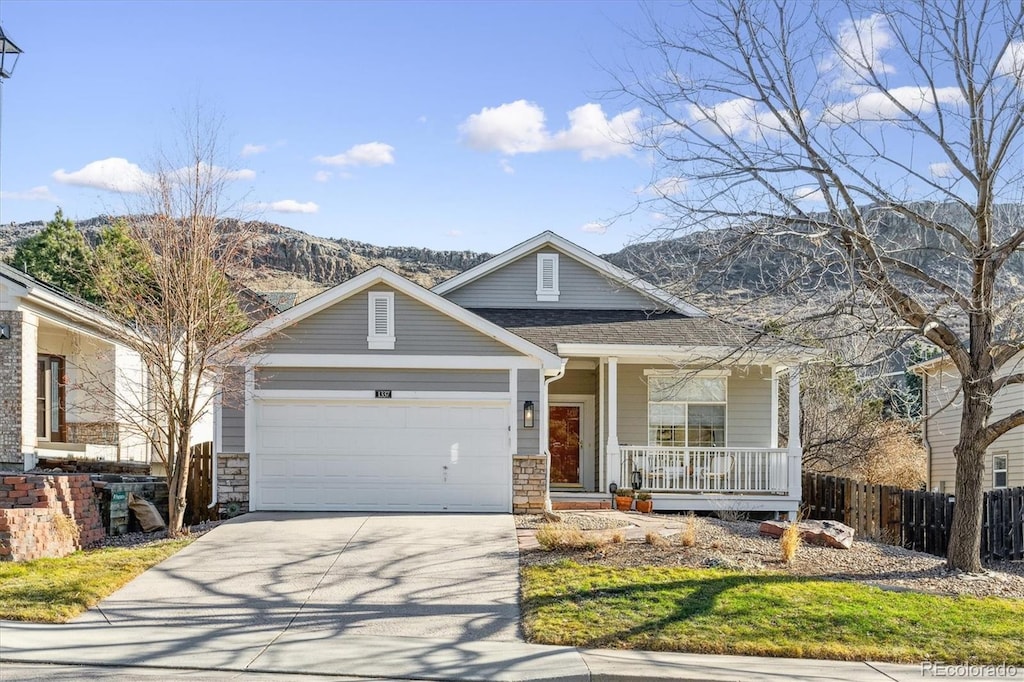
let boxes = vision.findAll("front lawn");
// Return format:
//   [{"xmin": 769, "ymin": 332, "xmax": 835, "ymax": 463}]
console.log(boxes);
[
  {"xmin": 522, "ymin": 561, "xmax": 1024, "ymax": 664},
  {"xmin": 0, "ymin": 539, "xmax": 192, "ymax": 622}
]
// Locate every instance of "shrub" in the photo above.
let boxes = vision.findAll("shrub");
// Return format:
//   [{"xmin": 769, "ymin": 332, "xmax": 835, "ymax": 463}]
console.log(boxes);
[
  {"xmin": 645, "ymin": 531, "xmax": 670, "ymax": 548},
  {"xmin": 536, "ymin": 524, "xmax": 606, "ymax": 551},
  {"xmin": 678, "ymin": 512, "xmax": 700, "ymax": 547}
]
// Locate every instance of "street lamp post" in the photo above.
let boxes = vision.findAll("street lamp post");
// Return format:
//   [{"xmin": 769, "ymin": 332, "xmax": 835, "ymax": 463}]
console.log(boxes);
[{"xmin": 0, "ymin": 24, "xmax": 23, "ymax": 223}]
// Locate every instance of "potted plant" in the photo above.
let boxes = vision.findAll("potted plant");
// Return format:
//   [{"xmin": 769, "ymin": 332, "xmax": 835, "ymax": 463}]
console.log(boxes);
[
  {"xmin": 614, "ymin": 488, "xmax": 635, "ymax": 511},
  {"xmin": 635, "ymin": 491, "xmax": 653, "ymax": 514}
]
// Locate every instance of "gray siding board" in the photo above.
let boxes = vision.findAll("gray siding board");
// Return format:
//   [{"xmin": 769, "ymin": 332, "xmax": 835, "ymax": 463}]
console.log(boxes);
[
  {"xmin": 257, "ymin": 368, "xmax": 509, "ymax": 392},
  {"xmin": 220, "ymin": 366, "xmax": 246, "ymax": 453},
  {"xmin": 615, "ymin": 364, "xmax": 771, "ymax": 447},
  {"xmin": 518, "ymin": 369, "xmax": 541, "ymax": 455},
  {"xmin": 261, "ymin": 286, "xmax": 520, "ymax": 356},
  {"xmin": 445, "ymin": 247, "xmax": 660, "ymax": 309}
]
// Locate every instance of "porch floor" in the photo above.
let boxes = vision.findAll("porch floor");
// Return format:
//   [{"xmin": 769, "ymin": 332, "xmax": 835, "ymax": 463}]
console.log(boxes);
[{"xmin": 549, "ymin": 491, "xmax": 799, "ymax": 514}]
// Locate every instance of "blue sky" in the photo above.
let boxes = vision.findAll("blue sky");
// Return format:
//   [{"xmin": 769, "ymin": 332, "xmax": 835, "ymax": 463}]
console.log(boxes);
[{"xmin": 0, "ymin": 1, "xmax": 660, "ymax": 254}]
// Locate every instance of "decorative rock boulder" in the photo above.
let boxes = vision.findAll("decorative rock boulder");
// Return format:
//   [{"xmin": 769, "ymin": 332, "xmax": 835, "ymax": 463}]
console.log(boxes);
[{"xmin": 759, "ymin": 519, "xmax": 855, "ymax": 549}]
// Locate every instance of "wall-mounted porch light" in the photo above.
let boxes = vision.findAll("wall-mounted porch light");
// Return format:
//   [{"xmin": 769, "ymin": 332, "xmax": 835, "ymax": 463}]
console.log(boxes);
[{"xmin": 523, "ymin": 400, "xmax": 535, "ymax": 428}]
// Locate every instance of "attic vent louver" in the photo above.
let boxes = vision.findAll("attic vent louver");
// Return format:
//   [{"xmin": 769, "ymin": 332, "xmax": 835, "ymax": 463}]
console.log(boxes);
[
  {"xmin": 536, "ymin": 253, "xmax": 559, "ymax": 302},
  {"xmin": 367, "ymin": 291, "xmax": 395, "ymax": 349}
]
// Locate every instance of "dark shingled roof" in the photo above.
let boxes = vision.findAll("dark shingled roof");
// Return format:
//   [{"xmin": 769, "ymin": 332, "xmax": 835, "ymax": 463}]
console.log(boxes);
[{"xmin": 469, "ymin": 308, "xmax": 768, "ymax": 354}]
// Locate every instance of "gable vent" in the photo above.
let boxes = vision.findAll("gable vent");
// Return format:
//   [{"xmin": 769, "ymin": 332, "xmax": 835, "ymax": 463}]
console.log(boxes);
[
  {"xmin": 367, "ymin": 291, "xmax": 395, "ymax": 349},
  {"xmin": 536, "ymin": 253, "xmax": 560, "ymax": 302}
]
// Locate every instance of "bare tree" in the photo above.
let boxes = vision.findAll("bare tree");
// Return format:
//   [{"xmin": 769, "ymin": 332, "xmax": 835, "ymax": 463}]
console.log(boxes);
[
  {"xmin": 619, "ymin": 0, "xmax": 1024, "ymax": 571},
  {"xmin": 93, "ymin": 110, "xmax": 250, "ymax": 535}
]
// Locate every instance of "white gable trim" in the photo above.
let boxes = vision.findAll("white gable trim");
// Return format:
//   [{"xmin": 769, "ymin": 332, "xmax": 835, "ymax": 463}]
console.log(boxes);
[
  {"xmin": 431, "ymin": 231, "xmax": 706, "ymax": 317},
  {"xmin": 227, "ymin": 266, "xmax": 564, "ymax": 370}
]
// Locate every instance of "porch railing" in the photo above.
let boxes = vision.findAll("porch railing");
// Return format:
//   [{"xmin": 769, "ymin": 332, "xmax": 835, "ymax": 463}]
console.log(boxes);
[{"xmin": 620, "ymin": 446, "xmax": 793, "ymax": 494}]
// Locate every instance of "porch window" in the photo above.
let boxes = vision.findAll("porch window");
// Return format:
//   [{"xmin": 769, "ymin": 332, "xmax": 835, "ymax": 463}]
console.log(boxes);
[
  {"xmin": 993, "ymin": 453, "xmax": 1008, "ymax": 488},
  {"xmin": 36, "ymin": 355, "xmax": 66, "ymax": 442},
  {"xmin": 647, "ymin": 374, "xmax": 726, "ymax": 447}
]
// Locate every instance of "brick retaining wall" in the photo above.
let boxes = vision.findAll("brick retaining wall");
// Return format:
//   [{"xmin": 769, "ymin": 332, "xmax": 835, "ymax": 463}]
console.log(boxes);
[
  {"xmin": 0, "ymin": 473, "xmax": 104, "ymax": 561},
  {"xmin": 512, "ymin": 455, "xmax": 547, "ymax": 514}
]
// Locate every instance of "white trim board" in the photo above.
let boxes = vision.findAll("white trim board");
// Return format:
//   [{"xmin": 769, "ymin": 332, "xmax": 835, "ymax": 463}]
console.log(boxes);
[
  {"xmin": 248, "ymin": 353, "xmax": 545, "ymax": 370},
  {"xmin": 254, "ymin": 389, "xmax": 511, "ymax": 401},
  {"xmin": 225, "ymin": 266, "xmax": 563, "ymax": 370},
  {"xmin": 430, "ymin": 231, "xmax": 706, "ymax": 317}
]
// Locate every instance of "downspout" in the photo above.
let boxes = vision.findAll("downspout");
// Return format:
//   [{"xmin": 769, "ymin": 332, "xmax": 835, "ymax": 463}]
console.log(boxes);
[
  {"xmin": 922, "ymin": 372, "xmax": 933, "ymax": 491},
  {"xmin": 542, "ymin": 360, "xmax": 568, "ymax": 512},
  {"xmin": 208, "ymin": 372, "xmax": 222, "ymax": 509}
]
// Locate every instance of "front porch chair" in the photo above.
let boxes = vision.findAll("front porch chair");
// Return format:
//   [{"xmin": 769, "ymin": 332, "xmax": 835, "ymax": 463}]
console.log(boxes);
[{"xmin": 702, "ymin": 453, "xmax": 734, "ymax": 491}]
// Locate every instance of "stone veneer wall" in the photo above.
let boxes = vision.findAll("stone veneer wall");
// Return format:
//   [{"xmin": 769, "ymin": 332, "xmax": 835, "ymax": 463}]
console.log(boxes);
[
  {"xmin": 92, "ymin": 478, "xmax": 169, "ymax": 535},
  {"xmin": 0, "ymin": 473, "xmax": 104, "ymax": 561},
  {"xmin": 0, "ymin": 311, "xmax": 24, "ymax": 470},
  {"xmin": 512, "ymin": 455, "xmax": 547, "ymax": 514},
  {"xmin": 218, "ymin": 453, "xmax": 249, "ymax": 515}
]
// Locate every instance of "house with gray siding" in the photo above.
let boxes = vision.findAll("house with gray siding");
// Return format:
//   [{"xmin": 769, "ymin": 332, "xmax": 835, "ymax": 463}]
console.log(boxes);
[
  {"xmin": 913, "ymin": 354, "xmax": 1024, "ymax": 493},
  {"xmin": 215, "ymin": 232, "xmax": 816, "ymax": 515}
]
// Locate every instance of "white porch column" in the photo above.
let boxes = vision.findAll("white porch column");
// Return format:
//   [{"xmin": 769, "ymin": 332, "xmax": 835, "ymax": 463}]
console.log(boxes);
[
  {"xmin": 787, "ymin": 365, "xmax": 802, "ymax": 507},
  {"xmin": 598, "ymin": 358, "xmax": 606, "ymax": 492},
  {"xmin": 606, "ymin": 356, "xmax": 620, "ymax": 488}
]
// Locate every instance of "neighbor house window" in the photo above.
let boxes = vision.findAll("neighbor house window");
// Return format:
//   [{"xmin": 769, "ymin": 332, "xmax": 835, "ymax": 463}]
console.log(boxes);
[
  {"xmin": 647, "ymin": 373, "xmax": 726, "ymax": 448},
  {"xmin": 536, "ymin": 253, "xmax": 559, "ymax": 301},
  {"xmin": 993, "ymin": 453, "xmax": 1008, "ymax": 488},
  {"xmin": 367, "ymin": 291, "xmax": 395, "ymax": 350},
  {"xmin": 36, "ymin": 354, "xmax": 66, "ymax": 442}
]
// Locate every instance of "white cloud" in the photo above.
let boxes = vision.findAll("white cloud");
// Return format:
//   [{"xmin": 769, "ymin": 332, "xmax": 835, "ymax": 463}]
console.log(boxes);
[
  {"xmin": 458, "ymin": 99, "xmax": 638, "ymax": 160},
  {"xmin": 818, "ymin": 14, "xmax": 896, "ymax": 94},
  {"xmin": 823, "ymin": 86, "xmax": 963, "ymax": 123},
  {"xmin": 929, "ymin": 162, "xmax": 957, "ymax": 179},
  {"xmin": 53, "ymin": 157, "xmax": 155, "ymax": 193},
  {"xmin": 314, "ymin": 142, "xmax": 395, "ymax": 167},
  {"xmin": 313, "ymin": 170, "xmax": 332, "ymax": 183},
  {"xmin": 53, "ymin": 158, "xmax": 255, "ymax": 193},
  {"xmin": 445, "ymin": 229, "xmax": 463, "ymax": 237},
  {"xmin": 792, "ymin": 186, "xmax": 827, "ymax": 203},
  {"xmin": 580, "ymin": 221, "xmax": 608, "ymax": 235},
  {"xmin": 686, "ymin": 98, "xmax": 801, "ymax": 141},
  {"xmin": 997, "ymin": 41, "xmax": 1024, "ymax": 84},
  {"xmin": 241, "ymin": 143, "xmax": 268, "ymax": 157},
  {"xmin": 252, "ymin": 199, "xmax": 319, "ymax": 214},
  {"xmin": 499, "ymin": 159, "xmax": 515, "ymax": 175},
  {"xmin": 641, "ymin": 176, "xmax": 687, "ymax": 197},
  {"xmin": 0, "ymin": 185, "xmax": 57, "ymax": 202}
]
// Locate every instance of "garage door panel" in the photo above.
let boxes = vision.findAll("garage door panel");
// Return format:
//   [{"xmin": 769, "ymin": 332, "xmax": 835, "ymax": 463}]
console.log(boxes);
[{"xmin": 252, "ymin": 400, "xmax": 510, "ymax": 512}]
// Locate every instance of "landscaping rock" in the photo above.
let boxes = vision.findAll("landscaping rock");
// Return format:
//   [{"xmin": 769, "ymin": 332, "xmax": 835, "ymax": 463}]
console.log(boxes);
[{"xmin": 759, "ymin": 519, "xmax": 855, "ymax": 549}]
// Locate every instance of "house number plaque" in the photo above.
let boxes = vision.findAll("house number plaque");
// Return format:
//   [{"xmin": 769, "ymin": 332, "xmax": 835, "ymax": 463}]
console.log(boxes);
[{"xmin": 374, "ymin": 390, "xmax": 392, "ymax": 399}]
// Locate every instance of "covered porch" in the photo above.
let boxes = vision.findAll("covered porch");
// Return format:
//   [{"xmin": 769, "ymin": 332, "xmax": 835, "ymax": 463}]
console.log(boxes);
[{"xmin": 544, "ymin": 347, "xmax": 805, "ymax": 515}]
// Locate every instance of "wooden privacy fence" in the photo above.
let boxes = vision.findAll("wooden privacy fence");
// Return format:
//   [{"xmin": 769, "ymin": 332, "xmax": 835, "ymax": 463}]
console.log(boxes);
[
  {"xmin": 802, "ymin": 473, "xmax": 1024, "ymax": 562},
  {"xmin": 185, "ymin": 441, "xmax": 218, "ymax": 525}
]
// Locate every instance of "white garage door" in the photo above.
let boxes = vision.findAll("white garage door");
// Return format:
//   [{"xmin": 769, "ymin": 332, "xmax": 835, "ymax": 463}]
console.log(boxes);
[{"xmin": 251, "ymin": 399, "xmax": 511, "ymax": 512}]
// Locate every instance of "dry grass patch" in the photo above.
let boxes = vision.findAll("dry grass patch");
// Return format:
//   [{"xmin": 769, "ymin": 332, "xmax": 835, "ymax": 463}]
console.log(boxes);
[
  {"xmin": 780, "ymin": 521, "xmax": 802, "ymax": 564},
  {"xmin": 645, "ymin": 531, "xmax": 670, "ymax": 549},
  {"xmin": 536, "ymin": 524, "xmax": 621, "ymax": 551},
  {"xmin": 678, "ymin": 512, "xmax": 702, "ymax": 547}
]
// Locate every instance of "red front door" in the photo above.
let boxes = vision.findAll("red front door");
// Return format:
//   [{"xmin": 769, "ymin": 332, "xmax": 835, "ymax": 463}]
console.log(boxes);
[{"xmin": 549, "ymin": 405, "xmax": 581, "ymax": 485}]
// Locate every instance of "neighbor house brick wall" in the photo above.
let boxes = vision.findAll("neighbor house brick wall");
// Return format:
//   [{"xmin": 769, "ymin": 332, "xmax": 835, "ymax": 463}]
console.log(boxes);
[
  {"xmin": 0, "ymin": 311, "xmax": 24, "ymax": 470},
  {"xmin": 218, "ymin": 453, "xmax": 249, "ymax": 515},
  {"xmin": 0, "ymin": 473, "xmax": 104, "ymax": 561},
  {"xmin": 513, "ymin": 455, "xmax": 547, "ymax": 514}
]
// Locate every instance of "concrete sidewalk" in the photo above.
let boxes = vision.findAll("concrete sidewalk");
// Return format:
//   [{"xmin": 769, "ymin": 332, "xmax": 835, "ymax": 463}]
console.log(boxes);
[{"xmin": 0, "ymin": 620, "xmax": 929, "ymax": 681}]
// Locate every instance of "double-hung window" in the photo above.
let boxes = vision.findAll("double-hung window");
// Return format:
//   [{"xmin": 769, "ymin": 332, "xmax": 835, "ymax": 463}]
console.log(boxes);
[
  {"xmin": 647, "ymin": 372, "xmax": 726, "ymax": 447},
  {"xmin": 993, "ymin": 453, "xmax": 1008, "ymax": 489}
]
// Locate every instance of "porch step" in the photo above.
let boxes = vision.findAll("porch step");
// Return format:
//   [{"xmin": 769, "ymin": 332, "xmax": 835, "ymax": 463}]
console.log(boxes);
[{"xmin": 551, "ymin": 500, "xmax": 612, "ymax": 511}]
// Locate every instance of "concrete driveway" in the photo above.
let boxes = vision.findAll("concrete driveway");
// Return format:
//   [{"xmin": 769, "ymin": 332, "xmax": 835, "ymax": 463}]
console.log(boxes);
[{"xmin": 74, "ymin": 512, "xmax": 522, "ymax": 643}]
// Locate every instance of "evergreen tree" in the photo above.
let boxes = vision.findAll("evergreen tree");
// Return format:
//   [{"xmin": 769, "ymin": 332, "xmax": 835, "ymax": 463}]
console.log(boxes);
[{"xmin": 10, "ymin": 209, "xmax": 98, "ymax": 302}]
